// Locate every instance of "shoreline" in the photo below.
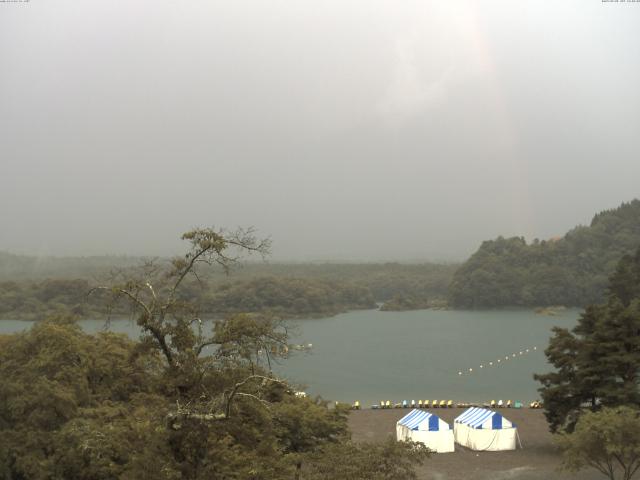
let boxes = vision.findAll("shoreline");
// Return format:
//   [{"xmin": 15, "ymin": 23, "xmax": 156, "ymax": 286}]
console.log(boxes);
[
  {"xmin": 0, "ymin": 304, "xmax": 585, "ymax": 323},
  {"xmin": 348, "ymin": 409, "xmax": 603, "ymax": 480}
]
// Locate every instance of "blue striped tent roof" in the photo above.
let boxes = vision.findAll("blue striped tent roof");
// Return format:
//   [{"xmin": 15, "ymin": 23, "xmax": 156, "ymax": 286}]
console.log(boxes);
[
  {"xmin": 397, "ymin": 409, "xmax": 449, "ymax": 431},
  {"xmin": 454, "ymin": 407, "xmax": 514, "ymax": 430}
]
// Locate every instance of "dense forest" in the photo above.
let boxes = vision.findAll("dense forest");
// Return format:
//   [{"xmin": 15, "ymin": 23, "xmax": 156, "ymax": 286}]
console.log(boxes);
[
  {"xmin": 0, "ymin": 276, "xmax": 376, "ymax": 321},
  {"xmin": 449, "ymin": 200, "xmax": 640, "ymax": 308},
  {"xmin": 0, "ymin": 256, "xmax": 457, "ymax": 320},
  {"xmin": 0, "ymin": 279, "xmax": 101, "ymax": 321},
  {"xmin": 201, "ymin": 276, "xmax": 376, "ymax": 318}
]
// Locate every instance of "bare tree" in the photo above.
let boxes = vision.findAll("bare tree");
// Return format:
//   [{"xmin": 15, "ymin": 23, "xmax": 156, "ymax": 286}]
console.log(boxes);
[{"xmin": 89, "ymin": 227, "xmax": 290, "ymax": 418}]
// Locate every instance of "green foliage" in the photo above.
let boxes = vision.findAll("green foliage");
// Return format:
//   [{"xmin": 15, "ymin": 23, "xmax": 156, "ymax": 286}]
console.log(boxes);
[
  {"xmin": 535, "ymin": 246, "xmax": 640, "ymax": 432},
  {"xmin": 303, "ymin": 437, "xmax": 430, "ymax": 480},
  {"xmin": 344, "ymin": 263, "xmax": 455, "ymax": 306},
  {"xmin": 0, "ymin": 315, "xmax": 350, "ymax": 479},
  {"xmin": 379, "ymin": 293, "xmax": 447, "ymax": 311},
  {"xmin": 0, "ymin": 317, "xmax": 165, "ymax": 480},
  {"xmin": 557, "ymin": 407, "xmax": 640, "ymax": 480},
  {"xmin": 214, "ymin": 313, "xmax": 289, "ymax": 368},
  {"xmin": 0, "ymin": 229, "xmax": 431, "ymax": 479},
  {"xmin": 274, "ymin": 397, "xmax": 350, "ymax": 455},
  {"xmin": 203, "ymin": 276, "xmax": 376, "ymax": 318},
  {"xmin": 450, "ymin": 200, "xmax": 640, "ymax": 308},
  {"xmin": 0, "ymin": 279, "xmax": 110, "ymax": 321},
  {"xmin": 0, "ymin": 262, "xmax": 458, "ymax": 321}
]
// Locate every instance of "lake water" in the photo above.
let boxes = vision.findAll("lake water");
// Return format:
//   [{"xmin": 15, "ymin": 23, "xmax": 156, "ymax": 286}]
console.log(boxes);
[{"xmin": 0, "ymin": 308, "xmax": 580, "ymax": 407}]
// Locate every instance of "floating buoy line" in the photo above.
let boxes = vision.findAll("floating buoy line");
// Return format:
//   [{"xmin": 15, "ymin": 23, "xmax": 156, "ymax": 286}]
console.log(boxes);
[{"xmin": 457, "ymin": 347, "xmax": 538, "ymax": 376}]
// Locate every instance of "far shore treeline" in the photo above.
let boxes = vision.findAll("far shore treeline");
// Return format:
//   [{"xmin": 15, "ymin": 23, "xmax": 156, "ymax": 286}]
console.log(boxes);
[
  {"xmin": 1, "ymin": 199, "xmax": 639, "ymax": 320},
  {"xmin": 0, "ymin": 259, "xmax": 456, "ymax": 321}
]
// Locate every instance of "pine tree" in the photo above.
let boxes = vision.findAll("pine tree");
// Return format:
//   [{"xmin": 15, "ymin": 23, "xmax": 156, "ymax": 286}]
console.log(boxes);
[{"xmin": 535, "ymin": 246, "xmax": 640, "ymax": 432}]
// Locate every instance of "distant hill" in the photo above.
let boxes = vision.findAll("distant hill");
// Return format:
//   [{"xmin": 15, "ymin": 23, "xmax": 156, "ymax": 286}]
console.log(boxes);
[
  {"xmin": 0, "ymin": 251, "xmax": 457, "ymax": 320},
  {"xmin": 449, "ymin": 200, "xmax": 640, "ymax": 308}
]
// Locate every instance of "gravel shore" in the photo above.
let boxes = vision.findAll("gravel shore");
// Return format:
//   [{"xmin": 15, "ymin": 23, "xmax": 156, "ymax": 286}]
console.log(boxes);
[{"xmin": 348, "ymin": 408, "xmax": 604, "ymax": 480}]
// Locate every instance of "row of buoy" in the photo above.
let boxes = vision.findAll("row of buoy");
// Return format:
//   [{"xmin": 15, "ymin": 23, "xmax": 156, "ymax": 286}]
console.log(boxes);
[
  {"xmin": 457, "ymin": 347, "xmax": 538, "ymax": 376},
  {"xmin": 368, "ymin": 399, "xmax": 455, "ymax": 410},
  {"xmin": 353, "ymin": 400, "xmax": 544, "ymax": 410}
]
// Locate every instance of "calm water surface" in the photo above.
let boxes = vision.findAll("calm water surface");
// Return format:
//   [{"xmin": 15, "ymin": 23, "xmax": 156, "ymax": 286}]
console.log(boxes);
[
  {"xmin": 1, "ymin": 309, "xmax": 580, "ymax": 407},
  {"xmin": 279, "ymin": 308, "xmax": 580, "ymax": 406}
]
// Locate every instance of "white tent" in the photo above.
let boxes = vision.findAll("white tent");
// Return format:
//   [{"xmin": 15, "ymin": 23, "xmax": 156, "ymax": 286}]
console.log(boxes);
[
  {"xmin": 396, "ymin": 409, "xmax": 455, "ymax": 453},
  {"xmin": 454, "ymin": 407, "xmax": 517, "ymax": 451}
]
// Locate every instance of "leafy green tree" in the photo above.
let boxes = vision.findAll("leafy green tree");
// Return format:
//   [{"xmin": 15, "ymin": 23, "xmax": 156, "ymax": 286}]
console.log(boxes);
[
  {"xmin": 91, "ymin": 227, "xmax": 271, "ymax": 373},
  {"xmin": 303, "ymin": 437, "xmax": 430, "ymax": 480},
  {"xmin": 273, "ymin": 397, "xmax": 350, "ymax": 478},
  {"xmin": 535, "ymin": 246, "xmax": 640, "ymax": 432},
  {"xmin": 202, "ymin": 276, "xmax": 376, "ymax": 318},
  {"xmin": 0, "ymin": 315, "xmax": 164, "ymax": 480},
  {"xmin": 557, "ymin": 407, "xmax": 640, "ymax": 480}
]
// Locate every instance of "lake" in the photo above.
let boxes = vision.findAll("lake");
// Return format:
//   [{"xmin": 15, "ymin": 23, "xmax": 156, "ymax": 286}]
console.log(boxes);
[{"xmin": 0, "ymin": 308, "xmax": 580, "ymax": 407}]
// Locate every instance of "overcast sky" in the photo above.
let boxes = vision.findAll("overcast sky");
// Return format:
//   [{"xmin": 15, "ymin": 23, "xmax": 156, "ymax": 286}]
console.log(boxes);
[{"xmin": 1, "ymin": 1, "xmax": 639, "ymax": 261}]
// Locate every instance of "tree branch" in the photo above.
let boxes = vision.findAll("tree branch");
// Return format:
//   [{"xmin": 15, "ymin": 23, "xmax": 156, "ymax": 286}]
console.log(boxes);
[{"xmin": 224, "ymin": 374, "xmax": 286, "ymax": 418}]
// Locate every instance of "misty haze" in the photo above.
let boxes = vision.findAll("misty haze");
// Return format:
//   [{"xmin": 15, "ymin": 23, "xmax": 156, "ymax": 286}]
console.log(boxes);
[
  {"xmin": 1, "ymin": 2, "xmax": 640, "ymax": 480},
  {"xmin": 2, "ymin": 1, "xmax": 639, "ymax": 261}
]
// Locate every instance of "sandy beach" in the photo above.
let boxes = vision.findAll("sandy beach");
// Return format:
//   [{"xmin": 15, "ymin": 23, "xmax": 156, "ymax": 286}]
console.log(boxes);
[{"xmin": 348, "ymin": 408, "xmax": 604, "ymax": 480}]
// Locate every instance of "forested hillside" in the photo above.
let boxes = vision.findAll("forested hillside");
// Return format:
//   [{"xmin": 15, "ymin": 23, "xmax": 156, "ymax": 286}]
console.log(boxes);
[
  {"xmin": 201, "ymin": 276, "xmax": 375, "ymax": 317},
  {"xmin": 449, "ymin": 200, "xmax": 640, "ymax": 308},
  {"xmin": 0, "ymin": 259, "xmax": 457, "ymax": 320}
]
